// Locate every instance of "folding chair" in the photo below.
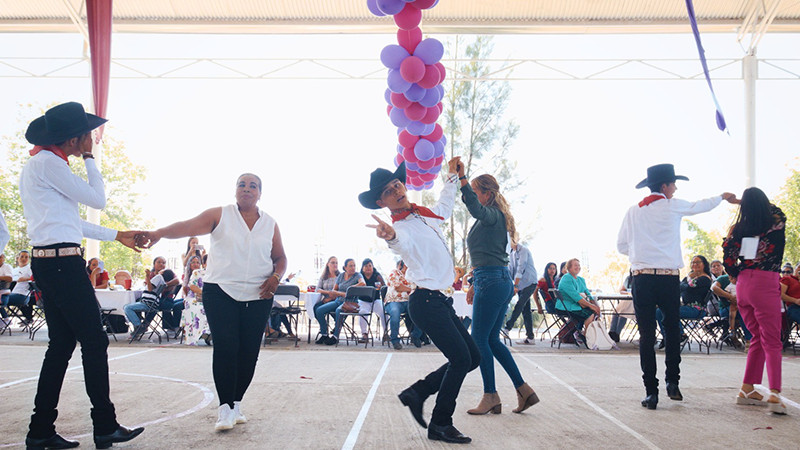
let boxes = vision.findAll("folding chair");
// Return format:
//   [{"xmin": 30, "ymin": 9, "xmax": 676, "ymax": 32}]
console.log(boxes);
[
  {"xmin": 548, "ymin": 289, "xmax": 577, "ymax": 348},
  {"xmin": 337, "ymin": 286, "xmax": 379, "ymax": 348},
  {"xmin": 265, "ymin": 284, "xmax": 302, "ymax": 347},
  {"xmin": 26, "ymin": 282, "xmax": 47, "ymax": 340},
  {"xmin": 536, "ymin": 289, "xmax": 566, "ymax": 341},
  {"xmin": 99, "ymin": 308, "xmax": 118, "ymax": 342},
  {"xmin": 679, "ymin": 294, "xmax": 712, "ymax": 354},
  {"xmin": 128, "ymin": 284, "xmax": 178, "ymax": 344}
]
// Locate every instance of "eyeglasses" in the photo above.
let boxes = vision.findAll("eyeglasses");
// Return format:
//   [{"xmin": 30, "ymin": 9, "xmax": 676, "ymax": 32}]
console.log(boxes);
[{"xmin": 782, "ymin": 270, "xmax": 792, "ymax": 274}]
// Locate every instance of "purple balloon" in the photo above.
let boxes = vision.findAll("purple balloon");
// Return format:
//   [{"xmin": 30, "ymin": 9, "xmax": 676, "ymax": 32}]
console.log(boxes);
[
  {"xmin": 397, "ymin": 144, "xmax": 404, "ymax": 154},
  {"xmin": 430, "ymin": 164, "xmax": 442, "ymax": 173},
  {"xmin": 367, "ymin": 0, "xmax": 386, "ymax": 16},
  {"xmin": 390, "ymin": 106, "xmax": 411, "ymax": 127},
  {"xmin": 384, "ymin": 88, "xmax": 392, "ymax": 104},
  {"xmin": 381, "ymin": 45, "xmax": 410, "ymax": 70},
  {"xmin": 422, "ymin": 122, "xmax": 435, "ymax": 135},
  {"xmin": 406, "ymin": 161, "xmax": 419, "ymax": 171},
  {"xmin": 403, "ymin": 83, "xmax": 426, "ymax": 102},
  {"xmin": 406, "ymin": 120, "xmax": 427, "ymax": 135},
  {"xmin": 423, "ymin": 181, "xmax": 434, "ymax": 189},
  {"xmin": 387, "ymin": 69, "xmax": 412, "ymax": 93},
  {"xmin": 414, "ymin": 139, "xmax": 434, "ymax": 161},
  {"xmin": 414, "ymin": 38, "xmax": 444, "ymax": 65},
  {"xmin": 439, "ymin": 134, "xmax": 446, "ymax": 146},
  {"xmin": 376, "ymin": 0, "xmax": 405, "ymax": 15},
  {"xmin": 433, "ymin": 140, "xmax": 444, "ymax": 157},
  {"xmin": 419, "ymin": 87, "xmax": 441, "ymax": 107}
]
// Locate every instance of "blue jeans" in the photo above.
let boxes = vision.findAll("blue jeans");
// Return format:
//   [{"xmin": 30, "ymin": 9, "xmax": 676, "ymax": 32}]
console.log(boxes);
[
  {"xmin": 123, "ymin": 301, "xmax": 150, "ymax": 328},
  {"xmin": 471, "ymin": 266, "xmax": 525, "ymax": 393},
  {"xmin": 719, "ymin": 307, "xmax": 753, "ymax": 341},
  {"xmin": 788, "ymin": 304, "xmax": 800, "ymax": 326},
  {"xmin": 314, "ymin": 298, "xmax": 343, "ymax": 335},
  {"xmin": 656, "ymin": 304, "xmax": 705, "ymax": 336},
  {"xmin": 385, "ymin": 300, "xmax": 422, "ymax": 344}
]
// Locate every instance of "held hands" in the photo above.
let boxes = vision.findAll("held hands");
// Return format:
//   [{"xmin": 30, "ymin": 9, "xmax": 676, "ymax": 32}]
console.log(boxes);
[
  {"xmin": 134, "ymin": 231, "xmax": 161, "ymax": 249},
  {"xmin": 367, "ymin": 214, "xmax": 396, "ymax": 241},
  {"xmin": 115, "ymin": 231, "xmax": 143, "ymax": 252},
  {"xmin": 722, "ymin": 192, "xmax": 740, "ymax": 204}
]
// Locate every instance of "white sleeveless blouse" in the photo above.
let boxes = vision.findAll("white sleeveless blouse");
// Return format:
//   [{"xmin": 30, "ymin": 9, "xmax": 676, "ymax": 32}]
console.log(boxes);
[{"xmin": 204, "ymin": 204, "xmax": 276, "ymax": 301}]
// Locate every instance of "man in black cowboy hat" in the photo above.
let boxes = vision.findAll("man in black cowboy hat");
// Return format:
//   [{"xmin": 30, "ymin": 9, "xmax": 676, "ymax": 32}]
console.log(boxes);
[
  {"xmin": 20, "ymin": 102, "xmax": 144, "ymax": 449},
  {"xmin": 617, "ymin": 163, "xmax": 737, "ymax": 410},
  {"xmin": 364, "ymin": 157, "xmax": 480, "ymax": 444}
]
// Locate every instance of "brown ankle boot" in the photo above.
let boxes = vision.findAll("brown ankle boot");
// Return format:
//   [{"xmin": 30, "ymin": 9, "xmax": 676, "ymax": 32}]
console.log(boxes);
[
  {"xmin": 467, "ymin": 392, "xmax": 502, "ymax": 415},
  {"xmin": 513, "ymin": 383, "xmax": 540, "ymax": 413}
]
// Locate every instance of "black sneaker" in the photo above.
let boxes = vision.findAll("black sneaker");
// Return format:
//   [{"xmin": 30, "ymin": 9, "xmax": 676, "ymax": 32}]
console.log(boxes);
[
  {"xmin": 325, "ymin": 336, "xmax": 338, "ymax": 346},
  {"xmin": 608, "ymin": 331, "xmax": 620, "ymax": 343},
  {"xmin": 315, "ymin": 335, "xmax": 328, "ymax": 344}
]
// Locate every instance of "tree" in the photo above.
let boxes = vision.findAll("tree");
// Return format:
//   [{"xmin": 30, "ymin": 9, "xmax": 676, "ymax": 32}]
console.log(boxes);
[
  {"xmin": 775, "ymin": 164, "xmax": 800, "ymax": 262},
  {"xmin": 438, "ymin": 35, "xmax": 521, "ymax": 267},
  {"xmin": 683, "ymin": 220, "xmax": 724, "ymax": 262},
  {"xmin": 0, "ymin": 103, "xmax": 152, "ymax": 279}
]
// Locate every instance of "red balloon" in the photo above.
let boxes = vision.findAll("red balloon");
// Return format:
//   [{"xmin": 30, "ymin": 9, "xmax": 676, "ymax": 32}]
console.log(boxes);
[
  {"xmin": 404, "ymin": 102, "xmax": 426, "ymax": 121},
  {"xmin": 406, "ymin": 173, "xmax": 421, "ymax": 184},
  {"xmin": 417, "ymin": 64, "xmax": 441, "ymax": 89},
  {"xmin": 399, "ymin": 56, "xmax": 425, "ymax": 83},
  {"xmin": 414, "ymin": 0, "xmax": 438, "ymax": 9},
  {"xmin": 398, "ymin": 130, "xmax": 419, "ymax": 148},
  {"xmin": 418, "ymin": 158, "xmax": 435, "ymax": 170},
  {"xmin": 397, "ymin": 27, "xmax": 423, "ymax": 53},
  {"xmin": 386, "ymin": 105, "xmax": 393, "ymax": 117},
  {"xmin": 402, "ymin": 146, "xmax": 419, "ymax": 163},
  {"xmin": 436, "ymin": 101, "xmax": 443, "ymax": 114},
  {"xmin": 420, "ymin": 172, "xmax": 437, "ymax": 182},
  {"xmin": 394, "ymin": 4, "xmax": 422, "ymax": 30},
  {"xmin": 435, "ymin": 62, "xmax": 446, "ymax": 81},
  {"xmin": 394, "ymin": 154, "xmax": 405, "ymax": 167},
  {"xmin": 423, "ymin": 123, "xmax": 443, "ymax": 142},
  {"xmin": 434, "ymin": 155, "xmax": 444, "ymax": 166},
  {"xmin": 421, "ymin": 106, "xmax": 440, "ymax": 124},
  {"xmin": 390, "ymin": 92, "xmax": 412, "ymax": 109}
]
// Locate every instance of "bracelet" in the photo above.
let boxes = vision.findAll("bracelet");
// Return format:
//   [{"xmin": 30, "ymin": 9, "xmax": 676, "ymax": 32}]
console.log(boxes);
[
  {"xmin": 458, "ymin": 175, "xmax": 467, "ymax": 180},
  {"xmin": 271, "ymin": 273, "xmax": 281, "ymax": 281},
  {"xmin": 82, "ymin": 153, "xmax": 94, "ymax": 160}
]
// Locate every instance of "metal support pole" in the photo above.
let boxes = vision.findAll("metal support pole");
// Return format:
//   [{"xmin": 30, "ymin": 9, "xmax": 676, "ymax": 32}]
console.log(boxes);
[{"xmin": 743, "ymin": 52, "xmax": 757, "ymax": 188}]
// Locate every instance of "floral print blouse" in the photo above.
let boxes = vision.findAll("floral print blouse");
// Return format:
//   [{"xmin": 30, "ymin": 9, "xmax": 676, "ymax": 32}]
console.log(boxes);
[
  {"xmin": 722, "ymin": 204, "xmax": 786, "ymax": 278},
  {"xmin": 385, "ymin": 268, "xmax": 414, "ymax": 303}
]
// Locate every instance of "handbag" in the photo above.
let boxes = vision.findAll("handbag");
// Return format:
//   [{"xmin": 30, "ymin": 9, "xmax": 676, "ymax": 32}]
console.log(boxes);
[
  {"xmin": 585, "ymin": 319, "xmax": 618, "ymax": 351},
  {"xmin": 341, "ymin": 301, "xmax": 360, "ymax": 313}
]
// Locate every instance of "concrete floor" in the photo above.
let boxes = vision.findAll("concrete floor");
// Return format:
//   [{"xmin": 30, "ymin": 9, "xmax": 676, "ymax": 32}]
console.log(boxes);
[{"xmin": 0, "ymin": 328, "xmax": 798, "ymax": 449}]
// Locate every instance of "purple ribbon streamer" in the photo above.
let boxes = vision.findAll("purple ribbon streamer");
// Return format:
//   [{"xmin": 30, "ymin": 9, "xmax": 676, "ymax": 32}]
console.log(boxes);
[{"xmin": 686, "ymin": 0, "xmax": 727, "ymax": 133}]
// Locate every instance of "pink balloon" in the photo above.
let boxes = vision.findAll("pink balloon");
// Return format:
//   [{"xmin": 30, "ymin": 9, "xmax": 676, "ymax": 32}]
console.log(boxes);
[
  {"xmin": 397, "ymin": 27, "xmax": 422, "ymax": 53},
  {"xmin": 434, "ymin": 155, "xmax": 444, "ymax": 166},
  {"xmin": 390, "ymin": 92, "xmax": 412, "ymax": 109},
  {"xmin": 423, "ymin": 123, "xmax": 443, "ymax": 142},
  {"xmin": 386, "ymin": 105, "xmax": 393, "ymax": 117},
  {"xmin": 404, "ymin": 102, "xmax": 426, "ymax": 121},
  {"xmin": 421, "ymin": 106, "xmax": 440, "ymax": 124},
  {"xmin": 399, "ymin": 56, "xmax": 425, "ymax": 83},
  {"xmin": 413, "ymin": 0, "xmax": 438, "ymax": 9},
  {"xmin": 394, "ymin": 3, "xmax": 422, "ymax": 30},
  {"xmin": 398, "ymin": 130, "xmax": 419, "ymax": 148},
  {"xmin": 417, "ymin": 64, "xmax": 441, "ymax": 89},
  {"xmin": 418, "ymin": 158, "xmax": 435, "ymax": 170},
  {"xmin": 402, "ymin": 146, "xmax": 419, "ymax": 163},
  {"xmin": 436, "ymin": 101, "xmax": 443, "ymax": 114},
  {"xmin": 394, "ymin": 154, "xmax": 405, "ymax": 167},
  {"xmin": 435, "ymin": 62, "xmax": 446, "ymax": 81},
  {"xmin": 420, "ymin": 172, "xmax": 437, "ymax": 182}
]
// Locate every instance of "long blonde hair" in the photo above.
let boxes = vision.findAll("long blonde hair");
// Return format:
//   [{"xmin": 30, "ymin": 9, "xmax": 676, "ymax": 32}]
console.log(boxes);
[{"xmin": 473, "ymin": 174, "xmax": 516, "ymax": 246}]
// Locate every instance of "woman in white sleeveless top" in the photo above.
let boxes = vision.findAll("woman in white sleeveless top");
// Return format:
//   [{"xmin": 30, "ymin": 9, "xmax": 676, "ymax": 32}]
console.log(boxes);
[{"xmin": 137, "ymin": 173, "xmax": 287, "ymax": 432}]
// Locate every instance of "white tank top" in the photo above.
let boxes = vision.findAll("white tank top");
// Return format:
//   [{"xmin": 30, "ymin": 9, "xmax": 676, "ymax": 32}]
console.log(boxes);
[{"xmin": 204, "ymin": 204, "xmax": 276, "ymax": 301}]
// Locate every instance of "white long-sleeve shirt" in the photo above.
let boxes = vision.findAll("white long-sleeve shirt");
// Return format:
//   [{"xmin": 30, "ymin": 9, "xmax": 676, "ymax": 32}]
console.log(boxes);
[
  {"xmin": 0, "ymin": 211, "xmax": 8, "ymax": 255},
  {"xmin": 617, "ymin": 193, "xmax": 722, "ymax": 270},
  {"xmin": 19, "ymin": 151, "xmax": 117, "ymax": 246},
  {"xmin": 387, "ymin": 174, "xmax": 458, "ymax": 291}
]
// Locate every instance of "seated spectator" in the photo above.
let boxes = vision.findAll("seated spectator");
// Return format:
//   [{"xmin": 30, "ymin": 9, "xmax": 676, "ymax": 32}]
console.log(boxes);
[
  {"xmin": 124, "ymin": 257, "xmax": 179, "ymax": 336},
  {"xmin": 86, "ymin": 257, "xmax": 109, "ymax": 289},
  {"xmin": 710, "ymin": 259, "xmax": 725, "ymax": 280},
  {"xmin": 656, "ymin": 255, "xmax": 710, "ymax": 348},
  {"xmin": 781, "ymin": 265, "xmax": 800, "ymax": 329},
  {"xmin": 114, "ymin": 269, "xmax": 132, "ymax": 288},
  {"xmin": 357, "ymin": 258, "xmax": 387, "ymax": 343},
  {"xmin": 608, "ymin": 270, "xmax": 634, "ymax": 343},
  {"xmin": 314, "ymin": 258, "xmax": 364, "ymax": 345},
  {"xmin": 181, "ymin": 254, "xmax": 211, "ymax": 345},
  {"xmin": 384, "ymin": 260, "xmax": 421, "ymax": 350},
  {"xmin": 0, "ymin": 251, "xmax": 34, "ymax": 324},
  {"xmin": 0, "ymin": 253, "xmax": 13, "ymax": 325},
  {"xmin": 710, "ymin": 270, "xmax": 751, "ymax": 347},
  {"xmin": 557, "ymin": 258, "xmax": 601, "ymax": 344},
  {"xmin": 453, "ymin": 267, "xmax": 465, "ymax": 290},
  {"xmin": 315, "ymin": 256, "xmax": 340, "ymax": 303},
  {"xmin": 181, "ymin": 236, "xmax": 206, "ymax": 269},
  {"xmin": 554, "ymin": 261, "xmax": 568, "ymax": 286},
  {"xmin": 536, "ymin": 262, "xmax": 559, "ymax": 314}
]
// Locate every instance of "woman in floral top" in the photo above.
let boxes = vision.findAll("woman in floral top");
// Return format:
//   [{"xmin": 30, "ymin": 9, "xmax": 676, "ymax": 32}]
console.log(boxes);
[
  {"xmin": 181, "ymin": 255, "xmax": 211, "ymax": 346},
  {"xmin": 384, "ymin": 260, "xmax": 421, "ymax": 350},
  {"xmin": 722, "ymin": 187, "xmax": 786, "ymax": 414}
]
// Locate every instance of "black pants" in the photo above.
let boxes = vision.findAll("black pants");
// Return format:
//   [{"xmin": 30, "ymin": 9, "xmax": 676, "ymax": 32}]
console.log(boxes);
[
  {"xmin": 28, "ymin": 244, "xmax": 118, "ymax": 438},
  {"xmin": 632, "ymin": 274, "xmax": 681, "ymax": 394},
  {"xmin": 203, "ymin": 283, "xmax": 272, "ymax": 407},
  {"xmin": 505, "ymin": 283, "xmax": 536, "ymax": 339},
  {"xmin": 407, "ymin": 288, "xmax": 480, "ymax": 427}
]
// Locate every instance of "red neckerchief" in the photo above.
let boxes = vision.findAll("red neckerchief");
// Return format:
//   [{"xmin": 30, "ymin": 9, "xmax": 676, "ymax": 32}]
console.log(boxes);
[
  {"xmin": 30, "ymin": 145, "xmax": 70, "ymax": 165},
  {"xmin": 638, "ymin": 193, "xmax": 666, "ymax": 207},
  {"xmin": 391, "ymin": 203, "xmax": 444, "ymax": 223}
]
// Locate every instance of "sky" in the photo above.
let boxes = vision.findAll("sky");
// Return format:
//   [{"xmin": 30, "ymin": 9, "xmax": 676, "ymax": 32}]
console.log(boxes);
[{"xmin": 1, "ymin": 30, "xmax": 799, "ymax": 290}]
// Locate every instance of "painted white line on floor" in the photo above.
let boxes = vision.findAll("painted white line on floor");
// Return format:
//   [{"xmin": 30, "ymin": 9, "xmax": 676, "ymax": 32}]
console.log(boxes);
[
  {"xmin": 516, "ymin": 353, "xmax": 660, "ymax": 450},
  {"xmin": 341, "ymin": 353, "xmax": 392, "ymax": 450},
  {"xmin": 0, "ymin": 349, "xmax": 155, "ymax": 390},
  {"xmin": 754, "ymin": 384, "xmax": 800, "ymax": 411}
]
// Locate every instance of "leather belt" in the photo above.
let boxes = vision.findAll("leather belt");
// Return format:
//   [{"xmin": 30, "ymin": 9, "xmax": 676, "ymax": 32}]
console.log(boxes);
[
  {"xmin": 632, "ymin": 268, "xmax": 680, "ymax": 276},
  {"xmin": 32, "ymin": 247, "xmax": 83, "ymax": 258}
]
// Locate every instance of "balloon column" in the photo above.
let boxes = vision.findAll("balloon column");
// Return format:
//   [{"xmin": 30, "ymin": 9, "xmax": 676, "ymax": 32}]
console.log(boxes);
[{"xmin": 368, "ymin": 0, "xmax": 446, "ymax": 191}]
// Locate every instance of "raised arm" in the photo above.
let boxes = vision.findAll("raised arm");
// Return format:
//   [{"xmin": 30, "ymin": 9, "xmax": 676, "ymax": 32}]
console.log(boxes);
[{"xmin": 139, "ymin": 207, "xmax": 222, "ymax": 248}]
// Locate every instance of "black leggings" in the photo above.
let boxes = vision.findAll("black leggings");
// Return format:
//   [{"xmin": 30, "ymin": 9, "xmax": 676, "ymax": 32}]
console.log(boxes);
[{"xmin": 202, "ymin": 283, "xmax": 272, "ymax": 407}]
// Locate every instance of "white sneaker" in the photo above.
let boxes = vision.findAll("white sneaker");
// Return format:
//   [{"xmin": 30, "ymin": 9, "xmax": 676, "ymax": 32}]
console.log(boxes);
[
  {"xmin": 233, "ymin": 401, "xmax": 247, "ymax": 424},
  {"xmin": 215, "ymin": 404, "xmax": 235, "ymax": 431}
]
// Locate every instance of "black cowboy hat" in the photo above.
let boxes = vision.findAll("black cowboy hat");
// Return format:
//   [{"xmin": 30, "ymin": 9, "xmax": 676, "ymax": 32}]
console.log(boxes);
[
  {"xmin": 358, "ymin": 162, "xmax": 407, "ymax": 209},
  {"xmin": 25, "ymin": 102, "xmax": 107, "ymax": 146},
  {"xmin": 635, "ymin": 163, "xmax": 689, "ymax": 189}
]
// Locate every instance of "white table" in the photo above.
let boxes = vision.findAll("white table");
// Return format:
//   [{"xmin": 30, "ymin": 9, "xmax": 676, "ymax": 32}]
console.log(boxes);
[
  {"xmin": 303, "ymin": 292, "xmax": 323, "ymax": 316},
  {"xmin": 95, "ymin": 289, "xmax": 140, "ymax": 316},
  {"xmin": 451, "ymin": 291, "xmax": 472, "ymax": 318}
]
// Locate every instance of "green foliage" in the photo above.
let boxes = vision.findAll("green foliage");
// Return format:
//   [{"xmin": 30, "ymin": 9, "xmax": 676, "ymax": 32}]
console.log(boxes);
[
  {"xmin": 683, "ymin": 220, "xmax": 724, "ymax": 262},
  {"xmin": 775, "ymin": 165, "xmax": 800, "ymax": 263},
  {"xmin": 0, "ymin": 103, "xmax": 152, "ymax": 278}
]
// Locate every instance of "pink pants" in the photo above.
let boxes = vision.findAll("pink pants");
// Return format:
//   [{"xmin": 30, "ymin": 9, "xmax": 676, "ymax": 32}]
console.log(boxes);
[{"xmin": 737, "ymin": 269, "xmax": 783, "ymax": 391}]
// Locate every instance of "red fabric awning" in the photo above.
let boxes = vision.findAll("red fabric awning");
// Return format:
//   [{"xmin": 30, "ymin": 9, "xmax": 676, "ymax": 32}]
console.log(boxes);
[{"xmin": 87, "ymin": 0, "xmax": 112, "ymax": 139}]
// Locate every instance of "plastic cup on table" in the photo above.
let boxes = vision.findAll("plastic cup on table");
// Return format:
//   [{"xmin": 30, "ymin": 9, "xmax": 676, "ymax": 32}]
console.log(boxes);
[{"xmin": 124, "ymin": 279, "xmax": 132, "ymax": 290}]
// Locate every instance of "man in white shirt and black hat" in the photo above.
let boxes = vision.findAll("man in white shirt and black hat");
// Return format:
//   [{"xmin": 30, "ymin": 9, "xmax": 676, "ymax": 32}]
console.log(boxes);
[
  {"xmin": 617, "ymin": 163, "xmax": 737, "ymax": 410},
  {"xmin": 20, "ymin": 102, "xmax": 144, "ymax": 449}
]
